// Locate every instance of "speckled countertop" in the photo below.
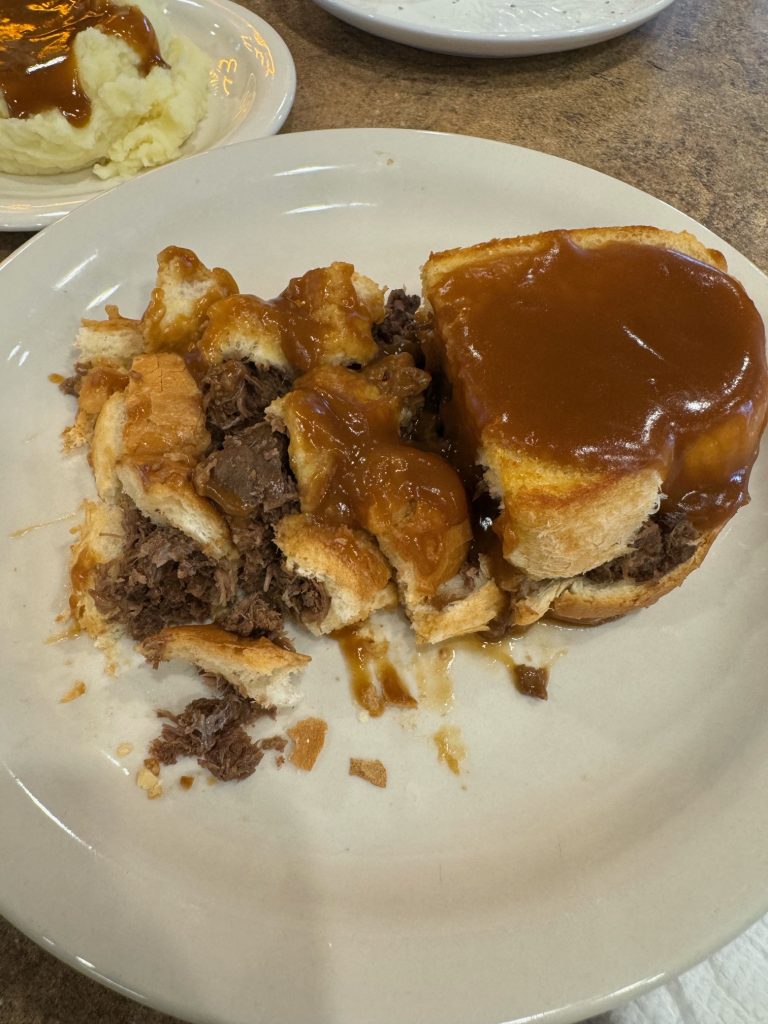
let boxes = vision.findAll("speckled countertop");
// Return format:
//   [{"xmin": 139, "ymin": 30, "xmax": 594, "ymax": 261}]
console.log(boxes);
[{"xmin": 1, "ymin": 1, "xmax": 767, "ymax": 1021}]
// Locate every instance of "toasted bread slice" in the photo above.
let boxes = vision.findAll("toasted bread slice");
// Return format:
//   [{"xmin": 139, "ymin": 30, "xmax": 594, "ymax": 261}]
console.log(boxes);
[
  {"xmin": 274, "ymin": 513, "xmax": 397, "ymax": 635},
  {"xmin": 139, "ymin": 625, "xmax": 309, "ymax": 708},
  {"xmin": 423, "ymin": 226, "xmax": 768, "ymax": 622},
  {"xmin": 200, "ymin": 263, "xmax": 385, "ymax": 372}
]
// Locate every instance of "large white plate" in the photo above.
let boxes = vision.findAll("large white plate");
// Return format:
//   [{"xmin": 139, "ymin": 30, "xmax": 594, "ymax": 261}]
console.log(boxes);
[
  {"xmin": 2, "ymin": 128, "xmax": 768, "ymax": 1024},
  {"xmin": 0, "ymin": 0, "xmax": 296, "ymax": 231},
  {"xmin": 310, "ymin": 0, "xmax": 677, "ymax": 56}
]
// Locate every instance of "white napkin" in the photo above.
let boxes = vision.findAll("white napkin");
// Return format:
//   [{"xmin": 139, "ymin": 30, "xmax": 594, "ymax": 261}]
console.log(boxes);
[{"xmin": 584, "ymin": 916, "xmax": 768, "ymax": 1024}]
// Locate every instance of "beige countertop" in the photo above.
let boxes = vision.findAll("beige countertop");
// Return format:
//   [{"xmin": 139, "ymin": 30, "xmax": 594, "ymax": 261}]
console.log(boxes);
[{"xmin": 1, "ymin": 0, "xmax": 766, "ymax": 1021}]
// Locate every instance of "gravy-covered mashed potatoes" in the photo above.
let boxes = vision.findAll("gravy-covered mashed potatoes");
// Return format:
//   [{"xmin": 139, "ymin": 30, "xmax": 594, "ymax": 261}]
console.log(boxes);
[{"xmin": 0, "ymin": 0, "xmax": 208, "ymax": 179}]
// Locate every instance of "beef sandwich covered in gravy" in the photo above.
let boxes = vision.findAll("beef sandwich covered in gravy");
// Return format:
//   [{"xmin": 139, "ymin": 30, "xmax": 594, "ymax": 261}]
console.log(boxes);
[
  {"xmin": 61, "ymin": 226, "xmax": 768, "ymax": 729},
  {"xmin": 421, "ymin": 226, "xmax": 768, "ymax": 626},
  {"xmin": 63, "ymin": 246, "xmax": 502, "ymax": 722}
]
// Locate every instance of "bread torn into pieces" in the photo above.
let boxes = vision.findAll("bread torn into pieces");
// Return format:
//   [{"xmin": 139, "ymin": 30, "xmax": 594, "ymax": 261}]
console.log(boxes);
[
  {"xmin": 58, "ymin": 228, "xmax": 768, "ymax": 784},
  {"xmin": 140, "ymin": 625, "xmax": 309, "ymax": 709},
  {"xmin": 268, "ymin": 362, "xmax": 503, "ymax": 641},
  {"xmin": 200, "ymin": 262, "xmax": 385, "ymax": 372},
  {"xmin": 274, "ymin": 513, "xmax": 397, "ymax": 635}
]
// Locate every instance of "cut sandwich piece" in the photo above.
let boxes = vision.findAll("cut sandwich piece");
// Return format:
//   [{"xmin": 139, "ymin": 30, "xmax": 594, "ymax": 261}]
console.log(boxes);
[
  {"xmin": 274, "ymin": 513, "xmax": 398, "ymax": 635},
  {"xmin": 268, "ymin": 361, "xmax": 503, "ymax": 641},
  {"xmin": 139, "ymin": 624, "xmax": 310, "ymax": 709},
  {"xmin": 422, "ymin": 226, "xmax": 768, "ymax": 623}
]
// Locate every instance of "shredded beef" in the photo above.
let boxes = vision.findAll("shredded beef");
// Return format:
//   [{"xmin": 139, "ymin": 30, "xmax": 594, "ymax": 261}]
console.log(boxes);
[
  {"xmin": 586, "ymin": 513, "xmax": 699, "ymax": 584},
  {"xmin": 194, "ymin": 421, "xmax": 298, "ymax": 517},
  {"xmin": 92, "ymin": 506, "xmax": 236, "ymax": 640},
  {"xmin": 373, "ymin": 290, "xmax": 424, "ymax": 363},
  {"xmin": 216, "ymin": 592, "xmax": 287, "ymax": 642},
  {"xmin": 200, "ymin": 359, "xmax": 293, "ymax": 439},
  {"xmin": 280, "ymin": 571, "xmax": 332, "ymax": 624},
  {"xmin": 230, "ymin": 517, "xmax": 330, "ymax": 624},
  {"xmin": 149, "ymin": 690, "xmax": 286, "ymax": 781}
]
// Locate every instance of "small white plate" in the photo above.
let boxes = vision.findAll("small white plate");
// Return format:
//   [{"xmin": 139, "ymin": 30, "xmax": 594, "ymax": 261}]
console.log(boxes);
[
  {"xmin": 1, "ymin": 129, "xmax": 768, "ymax": 1024},
  {"xmin": 310, "ymin": 0, "xmax": 678, "ymax": 56},
  {"xmin": 0, "ymin": 0, "xmax": 296, "ymax": 231}
]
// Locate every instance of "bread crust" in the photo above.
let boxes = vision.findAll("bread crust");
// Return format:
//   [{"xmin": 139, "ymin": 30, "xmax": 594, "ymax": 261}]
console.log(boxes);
[
  {"xmin": 423, "ymin": 226, "xmax": 727, "ymax": 289},
  {"xmin": 547, "ymin": 527, "xmax": 721, "ymax": 623},
  {"xmin": 274, "ymin": 513, "xmax": 397, "ymax": 635},
  {"xmin": 139, "ymin": 624, "xmax": 310, "ymax": 708}
]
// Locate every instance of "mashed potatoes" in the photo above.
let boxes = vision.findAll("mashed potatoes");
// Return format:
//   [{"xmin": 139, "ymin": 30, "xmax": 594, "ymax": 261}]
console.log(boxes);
[{"xmin": 0, "ymin": 0, "xmax": 209, "ymax": 179}]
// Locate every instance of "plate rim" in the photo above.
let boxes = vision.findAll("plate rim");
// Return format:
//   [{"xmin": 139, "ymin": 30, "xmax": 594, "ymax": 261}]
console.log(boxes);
[
  {"xmin": 1, "ymin": 127, "xmax": 768, "ymax": 1024},
  {"xmin": 309, "ymin": 0, "xmax": 678, "ymax": 56},
  {"xmin": 0, "ymin": 0, "xmax": 296, "ymax": 231}
]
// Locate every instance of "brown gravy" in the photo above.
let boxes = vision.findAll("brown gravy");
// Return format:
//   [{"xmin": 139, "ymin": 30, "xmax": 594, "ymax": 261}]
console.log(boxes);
[
  {"xmin": 0, "ymin": 0, "xmax": 167, "ymax": 126},
  {"xmin": 334, "ymin": 626, "xmax": 416, "ymax": 717},
  {"xmin": 285, "ymin": 365, "xmax": 470, "ymax": 591},
  {"xmin": 431, "ymin": 233, "xmax": 768, "ymax": 531}
]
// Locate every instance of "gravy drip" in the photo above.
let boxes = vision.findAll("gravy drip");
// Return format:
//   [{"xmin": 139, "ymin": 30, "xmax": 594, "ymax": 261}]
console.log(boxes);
[
  {"xmin": 432, "ymin": 233, "xmax": 768, "ymax": 530},
  {"xmin": 0, "ymin": 0, "xmax": 168, "ymax": 126},
  {"xmin": 286, "ymin": 366, "xmax": 470, "ymax": 588},
  {"xmin": 334, "ymin": 626, "xmax": 416, "ymax": 717}
]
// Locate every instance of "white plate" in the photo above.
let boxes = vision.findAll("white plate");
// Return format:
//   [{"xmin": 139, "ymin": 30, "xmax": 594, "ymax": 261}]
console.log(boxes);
[
  {"xmin": 0, "ymin": 0, "xmax": 296, "ymax": 231},
  {"xmin": 311, "ymin": 0, "xmax": 677, "ymax": 55},
  {"xmin": 2, "ymin": 128, "xmax": 768, "ymax": 1024}
]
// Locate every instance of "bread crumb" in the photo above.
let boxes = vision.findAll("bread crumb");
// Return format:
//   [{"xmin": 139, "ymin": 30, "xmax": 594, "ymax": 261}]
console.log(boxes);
[
  {"xmin": 179, "ymin": 775, "xmax": 195, "ymax": 790},
  {"xmin": 60, "ymin": 680, "xmax": 86, "ymax": 703},
  {"xmin": 116, "ymin": 742, "xmax": 134, "ymax": 757},
  {"xmin": 137, "ymin": 767, "xmax": 157, "ymax": 790},
  {"xmin": 148, "ymin": 782, "xmax": 163, "ymax": 799},
  {"xmin": 349, "ymin": 757, "xmax": 387, "ymax": 788},
  {"xmin": 143, "ymin": 757, "xmax": 160, "ymax": 776},
  {"xmin": 287, "ymin": 717, "xmax": 328, "ymax": 771}
]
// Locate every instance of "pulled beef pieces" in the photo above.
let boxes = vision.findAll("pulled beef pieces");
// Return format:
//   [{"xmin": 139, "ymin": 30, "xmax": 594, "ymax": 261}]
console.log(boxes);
[
  {"xmin": 231, "ymin": 519, "xmax": 331, "ymax": 626},
  {"xmin": 149, "ymin": 689, "xmax": 286, "ymax": 782},
  {"xmin": 586, "ymin": 513, "xmax": 699, "ymax": 585},
  {"xmin": 194, "ymin": 421, "xmax": 299, "ymax": 519},
  {"xmin": 373, "ymin": 290, "xmax": 423, "ymax": 362},
  {"xmin": 93, "ymin": 506, "xmax": 236, "ymax": 641},
  {"xmin": 280, "ymin": 572, "xmax": 331, "ymax": 625},
  {"xmin": 200, "ymin": 359, "xmax": 292, "ymax": 439},
  {"xmin": 194, "ymin": 420, "xmax": 330, "ymax": 627},
  {"xmin": 216, "ymin": 593, "xmax": 286, "ymax": 642}
]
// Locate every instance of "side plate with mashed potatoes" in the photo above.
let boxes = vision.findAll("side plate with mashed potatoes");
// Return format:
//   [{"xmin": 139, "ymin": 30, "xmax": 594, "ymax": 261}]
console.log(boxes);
[{"xmin": 0, "ymin": 0, "xmax": 296, "ymax": 230}]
